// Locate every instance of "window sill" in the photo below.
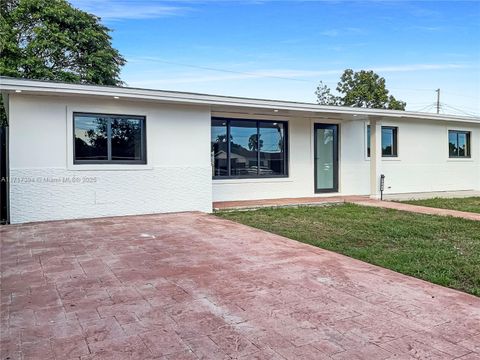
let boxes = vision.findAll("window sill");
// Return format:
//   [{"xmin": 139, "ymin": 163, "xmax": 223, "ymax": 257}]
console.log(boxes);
[
  {"xmin": 447, "ymin": 158, "xmax": 474, "ymax": 162},
  {"xmin": 213, "ymin": 177, "xmax": 292, "ymax": 184},
  {"xmin": 364, "ymin": 158, "xmax": 402, "ymax": 162},
  {"xmin": 67, "ymin": 164, "xmax": 154, "ymax": 171}
]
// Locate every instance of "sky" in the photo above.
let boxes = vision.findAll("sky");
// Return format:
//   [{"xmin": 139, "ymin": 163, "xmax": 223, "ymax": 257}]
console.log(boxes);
[{"xmin": 70, "ymin": 0, "xmax": 480, "ymax": 116}]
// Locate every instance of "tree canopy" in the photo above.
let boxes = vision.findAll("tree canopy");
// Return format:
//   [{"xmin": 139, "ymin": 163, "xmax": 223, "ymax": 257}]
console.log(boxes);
[
  {"xmin": 0, "ymin": 0, "xmax": 125, "ymax": 85},
  {"xmin": 0, "ymin": 0, "xmax": 126, "ymax": 125},
  {"xmin": 315, "ymin": 69, "xmax": 406, "ymax": 110}
]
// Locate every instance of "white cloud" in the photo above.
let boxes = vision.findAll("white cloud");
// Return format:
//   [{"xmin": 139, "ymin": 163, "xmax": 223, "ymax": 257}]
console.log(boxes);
[
  {"xmin": 319, "ymin": 29, "xmax": 340, "ymax": 37},
  {"xmin": 371, "ymin": 64, "xmax": 467, "ymax": 73},
  {"xmin": 124, "ymin": 58, "xmax": 472, "ymax": 87},
  {"xmin": 319, "ymin": 27, "xmax": 367, "ymax": 37},
  {"xmin": 69, "ymin": 0, "xmax": 190, "ymax": 20}
]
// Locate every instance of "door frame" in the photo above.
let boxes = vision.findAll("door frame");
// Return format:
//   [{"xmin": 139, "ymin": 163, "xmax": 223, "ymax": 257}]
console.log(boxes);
[{"xmin": 314, "ymin": 123, "xmax": 339, "ymax": 193}]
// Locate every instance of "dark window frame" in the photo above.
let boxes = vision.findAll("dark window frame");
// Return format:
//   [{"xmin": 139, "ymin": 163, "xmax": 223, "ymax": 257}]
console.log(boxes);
[
  {"xmin": 448, "ymin": 130, "xmax": 471, "ymax": 158},
  {"xmin": 211, "ymin": 117, "xmax": 289, "ymax": 179},
  {"xmin": 367, "ymin": 125, "xmax": 398, "ymax": 158},
  {"xmin": 73, "ymin": 112, "xmax": 147, "ymax": 165},
  {"xmin": 314, "ymin": 123, "xmax": 339, "ymax": 193},
  {"xmin": 381, "ymin": 126, "xmax": 398, "ymax": 157}
]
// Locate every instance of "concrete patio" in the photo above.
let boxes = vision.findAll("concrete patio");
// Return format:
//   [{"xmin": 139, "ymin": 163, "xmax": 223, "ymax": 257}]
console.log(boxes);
[{"xmin": 1, "ymin": 212, "xmax": 479, "ymax": 360}]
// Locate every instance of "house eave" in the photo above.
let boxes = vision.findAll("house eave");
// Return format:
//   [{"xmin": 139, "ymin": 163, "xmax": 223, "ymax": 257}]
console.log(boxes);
[{"xmin": 1, "ymin": 76, "xmax": 479, "ymax": 124}]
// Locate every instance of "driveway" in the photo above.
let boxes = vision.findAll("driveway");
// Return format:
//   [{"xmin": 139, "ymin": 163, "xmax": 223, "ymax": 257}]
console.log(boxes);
[{"xmin": 1, "ymin": 212, "xmax": 479, "ymax": 359}]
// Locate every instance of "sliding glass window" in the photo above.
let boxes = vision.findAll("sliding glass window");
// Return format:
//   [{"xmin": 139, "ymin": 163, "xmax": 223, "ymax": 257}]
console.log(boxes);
[
  {"xmin": 211, "ymin": 118, "xmax": 288, "ymax": 178},
  {"xmin": 449, "ymin": 130, "xmax": 471, "ymax": 158},
  {"xmin": 366, "ymin": 125, "xmax": 398, "ymax": 157},
  {"xmin": 74, "ymin": 113, "xmax": 146, "ymax": 164},
  {"xmin": 381, "ymin": 127, "xmax": 398, "ymax": 157},
  {"xmin": 211, "ymin": 119, "xmax": 228, "ymax": 176}
]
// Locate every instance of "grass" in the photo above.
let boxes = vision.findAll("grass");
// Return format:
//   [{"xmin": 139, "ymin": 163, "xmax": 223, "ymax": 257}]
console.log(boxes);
[
  {"xmin": 216, "ymin": 204, "xmax": 480, "ymax": 296},
  {"xmin": 400, "ymin": 197, "xmax": 480, "ymax": 214}
]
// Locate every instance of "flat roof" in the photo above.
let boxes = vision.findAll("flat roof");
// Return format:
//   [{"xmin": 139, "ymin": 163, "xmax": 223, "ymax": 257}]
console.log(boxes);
[{"xmin": 1, "ymin": 76, "xmax": 479, "ymax": 123}]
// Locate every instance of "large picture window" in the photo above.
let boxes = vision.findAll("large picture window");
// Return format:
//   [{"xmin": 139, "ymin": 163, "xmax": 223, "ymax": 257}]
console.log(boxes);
[
  {"xmin": 449, "ymin": 130, "xmax": 471, "ymax": 158},
  {"xmin": 74, "ymin": 113, "xmax": 146, "ymax": 164},
  {"xmin": 211, "ymin": 118, "xmax": 288, "ymax": 178},
  {"xmin": 367, "ymin": 125, "xmax": 398, "ymax": 157}
]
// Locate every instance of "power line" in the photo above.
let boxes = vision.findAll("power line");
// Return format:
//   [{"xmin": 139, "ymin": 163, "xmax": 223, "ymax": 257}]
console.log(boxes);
[
  {"xmin": 440, "ymin": 91, "xmax": 480, "ymax": 101},
  {"xmin": 127, "ymin": 56, "xmax": 310, "ymax": 82},
  {"xmin": 411, "ymin": 103, "xmax": 437, "ymax": 112},
  {"xmin": 126, "ymin": 56, "xmax": 480, "ymax": 106},
  {"xmin": 440, "ymin": 103, "xmax": 479, "ymax": 117}
]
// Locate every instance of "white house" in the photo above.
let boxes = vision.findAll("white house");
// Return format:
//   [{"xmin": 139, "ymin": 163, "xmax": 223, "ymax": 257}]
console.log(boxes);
[{"xmin": 1, "ymin": 77, "xmax": 479, "ymax": 224}]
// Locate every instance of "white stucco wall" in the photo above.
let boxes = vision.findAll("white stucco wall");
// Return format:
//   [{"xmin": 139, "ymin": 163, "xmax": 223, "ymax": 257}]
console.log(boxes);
[
  {"xmin": 8, "ymin": 94, "xmax": 212, "ymax": 223},
  {"xmin": 377, "ymin": 119, "xmax": 480, "ymax": 195},
  {"xmin": 7, "ymin": 93, "xmax": 480, "ymax": 223},
  {"xmin": 212, "ymin": 116, "xmax": 480, "ymax": 201},
  {"xmin": 212, "ymin": 117, "xmax": 372, "ymax": 201}
]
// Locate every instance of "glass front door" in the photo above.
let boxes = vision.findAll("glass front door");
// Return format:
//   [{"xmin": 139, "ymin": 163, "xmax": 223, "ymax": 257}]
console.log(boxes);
[{"xmin": 314, "ymin": 124, "xmax": 338, "ymax": 193}]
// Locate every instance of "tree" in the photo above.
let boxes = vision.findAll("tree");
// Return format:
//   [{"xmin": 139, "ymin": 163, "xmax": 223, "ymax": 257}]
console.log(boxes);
[
  {"xmin": 248, "ymin": 134, "xmax": 263, "ymax": 152},
  {"xmin": 316, "ymin": 69, "xmax": 406, "ymax": 110},
  {"xmin": 315, "ymin": 81, "xmax": 339, "ymax": 106},
  {"xmin": 0, "ymin": 0, "xmax": 126, "ymax": 125}
]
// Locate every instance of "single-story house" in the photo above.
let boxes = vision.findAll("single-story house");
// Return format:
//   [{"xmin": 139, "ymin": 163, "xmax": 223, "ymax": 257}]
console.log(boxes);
[{"xmin": 1, "ymin": 77, "xmax": 479, "ymax": 224}]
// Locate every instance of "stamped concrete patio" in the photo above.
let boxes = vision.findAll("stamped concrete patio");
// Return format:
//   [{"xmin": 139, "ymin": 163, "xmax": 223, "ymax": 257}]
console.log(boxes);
[{"xmin": 1, "ymin": 213, "xmax": 479, "ymax": 360}]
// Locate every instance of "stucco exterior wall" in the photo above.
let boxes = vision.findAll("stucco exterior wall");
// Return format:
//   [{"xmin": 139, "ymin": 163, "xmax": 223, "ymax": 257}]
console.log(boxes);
[
  {"xmin": 212, "ymin": 117, "xmax": 480, "ymax": 201},
  {"xmin": 8, "ymin": 94, "xmax": 212, "ymax": 223},
  {"xmin": 7, "ymin": 92, "xmax": 480, "ymax": 223},
  {"xmin": 378, "ymin": 119, "xmax": 480, "ymax": 194}
]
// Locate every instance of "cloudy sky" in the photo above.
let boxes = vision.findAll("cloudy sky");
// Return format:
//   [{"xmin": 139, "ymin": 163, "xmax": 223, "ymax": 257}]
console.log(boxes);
[{"xmin": 70, "ymin": 0, "xmax": 480, "ymax": 116}]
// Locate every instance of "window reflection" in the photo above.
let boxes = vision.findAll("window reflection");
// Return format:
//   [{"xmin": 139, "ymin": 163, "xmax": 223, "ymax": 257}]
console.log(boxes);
[
  {"xmin": 449, "ymin": 130, "xmax": 471, "ymax": 158},
  {"xmin": 74, "ymin": 113, "xmax": 146, "ymax": 164},
  {"xmin": 366, "ymin": 125, "xmax": 398, "ymax": 157},
  {"xmin": 259, "ymin": 122, "xmax": 285, "ymax": 176},
  {"xmin": 211, "ymin": 119, "xmax": 228, "ymax": 176},
  {"xmin": 381, "ymin": 127, "xmax": 396, "ymax": 156},
  {"xmin": 74, "ymin": 116, "xmax": 108, "ymax": 160},
  {"xmin": 230, "ymin": 120, "xmax": 258, "ymax": 176},
  {"xmin": 211, "ymin": 118, "xmax": 288, "ymax": 178},
  {"xmin": 111, "ymin": 118, "xmax": 143, "ymax": 160}
]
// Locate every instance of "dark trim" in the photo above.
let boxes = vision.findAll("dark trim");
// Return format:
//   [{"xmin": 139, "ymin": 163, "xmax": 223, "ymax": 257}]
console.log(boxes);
[
  {"xmin": 366, "ymin": 125, "xmax": 398, "ymax": 158},
  {"xmin": 314, "ymin": 123, "xmax": 339, "ymax": 193},
  {"xmin": 211, "ymin": 117, "xmax": 289, "ymax": 179},
  {"xmin": 0, "ymin": 125, "xmax": 9, "ymax": 224},
  {"xmin": 381, "ymin": 126, "xmax": 398, "ymax": 157},
  {"xmin": 73, "ymin": 112, "xmax": 147, "ymax": 165},
  {"xmin": 448, "ymin": 130, "xmax": 471, "ymax": 158}
]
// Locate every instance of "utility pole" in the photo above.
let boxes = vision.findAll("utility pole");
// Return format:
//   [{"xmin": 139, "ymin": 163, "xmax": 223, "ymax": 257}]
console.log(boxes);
[{"xmin": 435, "ymin": 88, "xmax": 440, "ymax": 114}]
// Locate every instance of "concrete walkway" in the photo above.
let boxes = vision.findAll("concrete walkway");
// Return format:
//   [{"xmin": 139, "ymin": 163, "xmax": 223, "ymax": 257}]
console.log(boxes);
[
  {"xmin": 214, "ymin": 195, "xmax": 480, "ymax": 221},
  {"xmin": 1, "ymin": 213, "xmax": 479, "ymax": 359},
  {"xmin": 213, "ymin": 196, "xmax": 368, "ymax": 210},
  {"xmin": 352, "ymin": 199, "xmax": 480, "ymax": 221}
]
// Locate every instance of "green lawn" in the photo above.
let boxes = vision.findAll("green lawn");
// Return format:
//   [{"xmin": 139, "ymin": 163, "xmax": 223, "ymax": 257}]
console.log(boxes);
[
  {"xmin": 400, "ymin": 197, "xmax": 480, "ymax": 214},
  {"xmin": 216, "ymin": 204, "xmax": 480, "ymax": 296}
]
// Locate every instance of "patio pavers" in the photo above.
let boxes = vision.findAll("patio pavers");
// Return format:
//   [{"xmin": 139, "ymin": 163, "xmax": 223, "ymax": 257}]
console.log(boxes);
[{"xmin": 1, "ymin": 212, "xmax": 479, "ymax": 359}]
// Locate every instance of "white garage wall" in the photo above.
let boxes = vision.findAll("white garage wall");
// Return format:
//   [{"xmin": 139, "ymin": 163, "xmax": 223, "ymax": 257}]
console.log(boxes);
[{"xmin": 8, "ymin": 94, "xmax": 212, "ymax": 223}]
